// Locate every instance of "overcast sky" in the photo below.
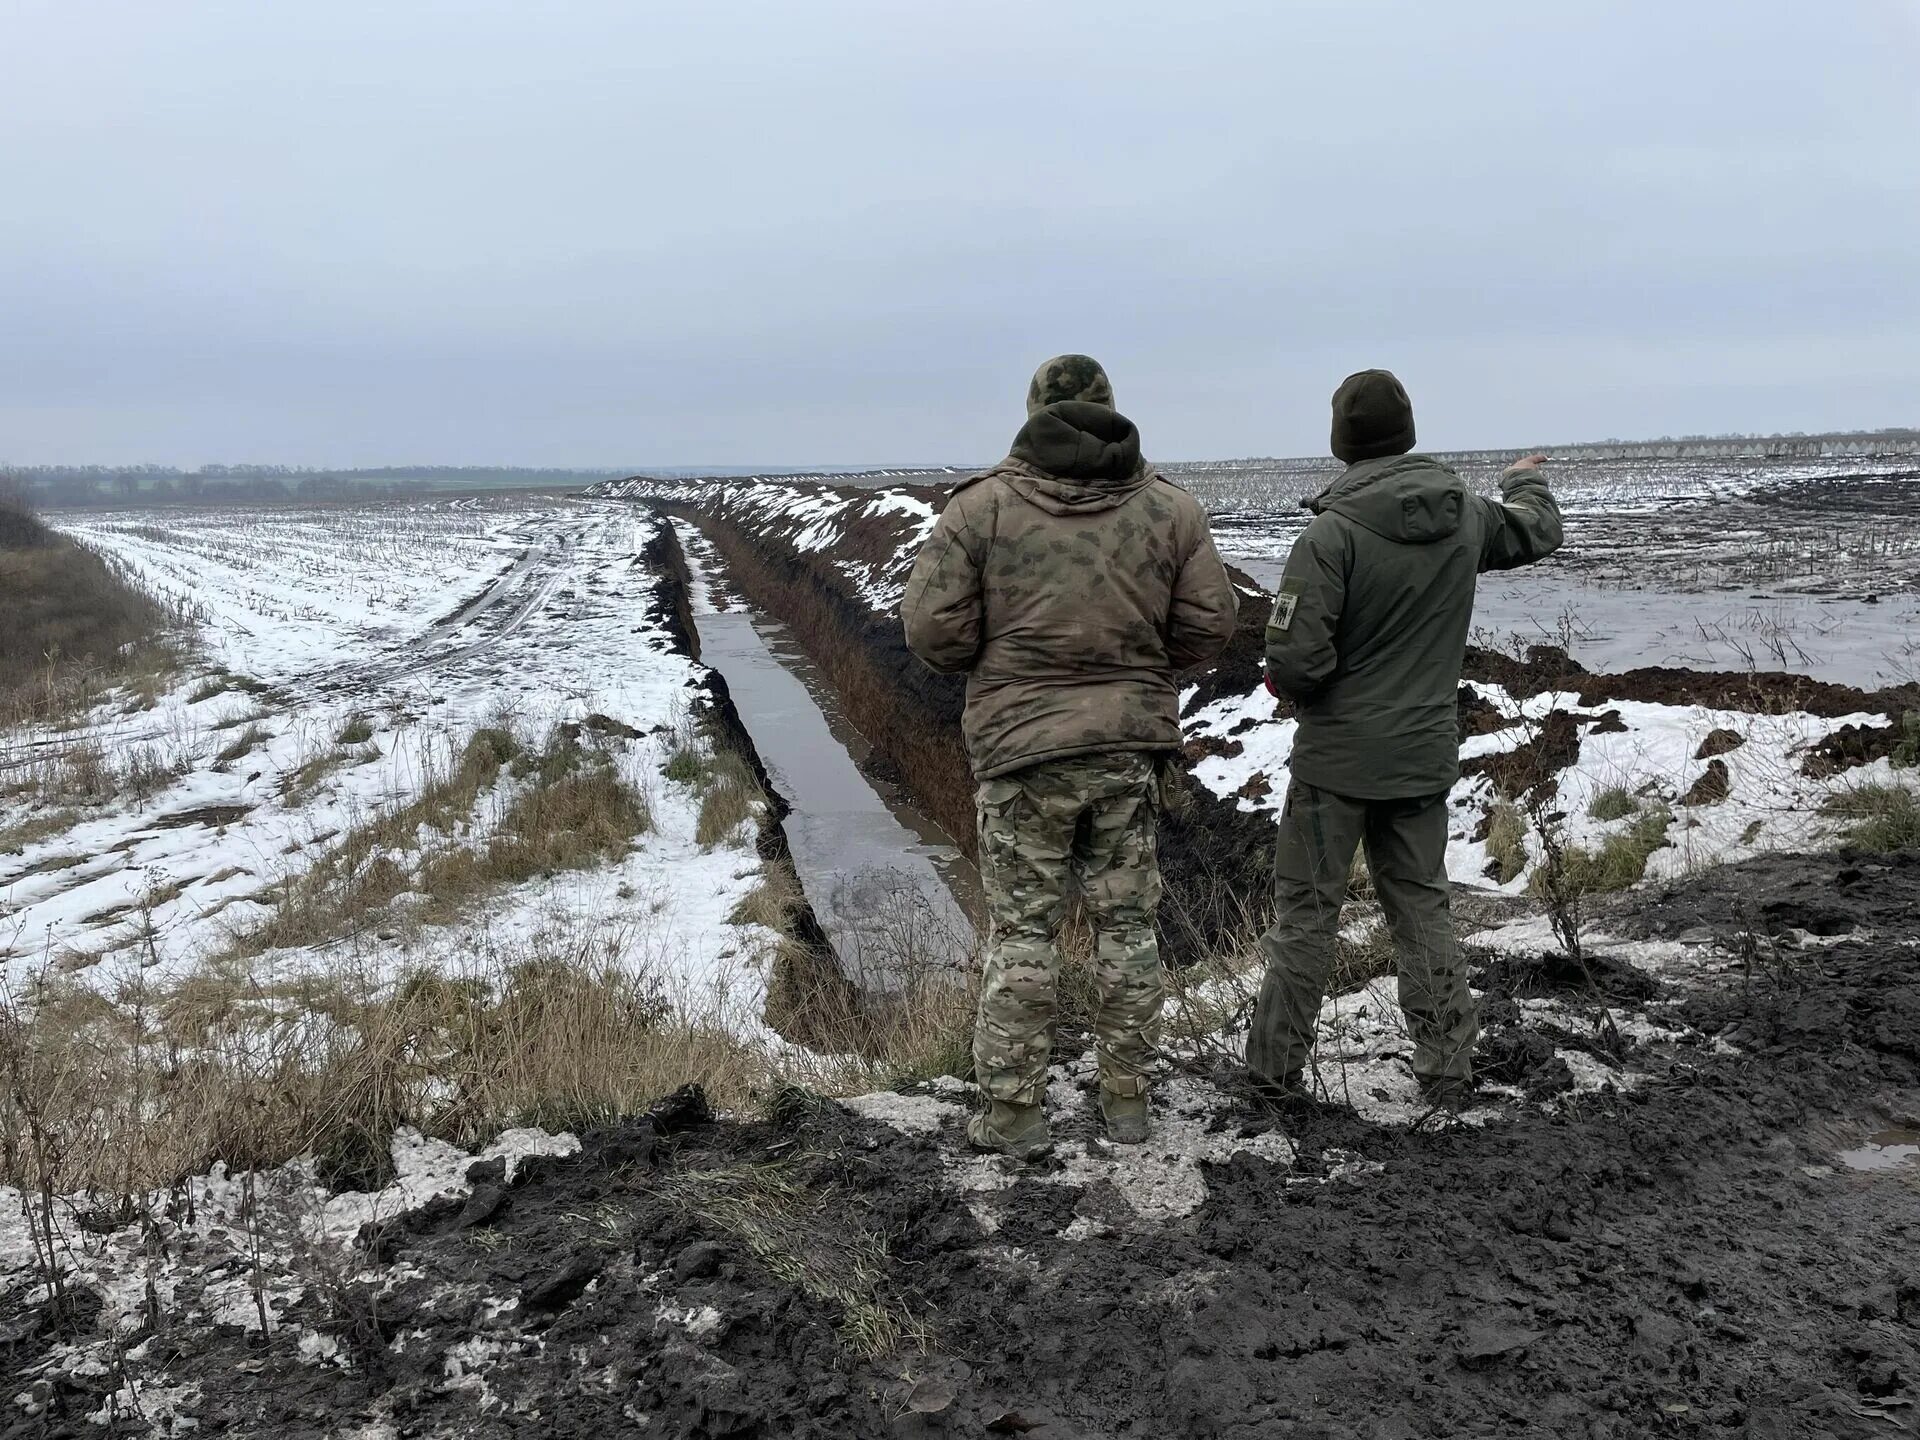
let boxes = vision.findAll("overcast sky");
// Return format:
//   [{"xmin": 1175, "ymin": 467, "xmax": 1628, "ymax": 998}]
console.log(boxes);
[{"xmin": 4, "ymin": 1, "xmax": 1918, "ymax": 468}]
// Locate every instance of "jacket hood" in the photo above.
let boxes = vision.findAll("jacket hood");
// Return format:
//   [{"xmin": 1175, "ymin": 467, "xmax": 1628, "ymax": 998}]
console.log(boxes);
[
  {"xmin": 990, "ymin": 400, "xmax": 1154, "ymax": 515},
  {"xmin": 1306, "ymin": 453, "xmax": 1464, "ymax": 544}
]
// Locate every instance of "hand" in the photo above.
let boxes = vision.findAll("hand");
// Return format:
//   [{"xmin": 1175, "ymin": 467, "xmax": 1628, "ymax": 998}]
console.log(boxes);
[{"xmin": 1504, "ymin": 453, "xmax": 1548, "ymax": 474}]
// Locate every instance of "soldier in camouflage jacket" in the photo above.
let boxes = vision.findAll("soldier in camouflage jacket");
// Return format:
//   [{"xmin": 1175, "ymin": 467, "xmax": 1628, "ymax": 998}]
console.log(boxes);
[{"xmin": 904, "ymin": 355, "xmax": 1237, "ymax": 1154}]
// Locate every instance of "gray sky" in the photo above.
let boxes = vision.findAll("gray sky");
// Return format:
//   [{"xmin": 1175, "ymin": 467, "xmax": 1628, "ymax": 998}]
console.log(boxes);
[{"xmin": 4, "ymin": 0, "xmax": 1918, "ymax": 467}]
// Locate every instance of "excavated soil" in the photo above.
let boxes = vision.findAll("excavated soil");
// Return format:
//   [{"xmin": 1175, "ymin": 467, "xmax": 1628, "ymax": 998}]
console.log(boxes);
[{"xmin": 13, "ymin": 851, "xmax": 1916, "ymax": 1439}]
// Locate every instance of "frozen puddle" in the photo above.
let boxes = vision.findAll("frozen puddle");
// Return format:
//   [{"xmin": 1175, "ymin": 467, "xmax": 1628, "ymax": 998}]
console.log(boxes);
[
  {"xmin": 1838, "ymin": 1129, "xmax": 1920, "ymax": 1172},
  {"xmin": 672, "ymin": 520, "xmax": 976, "ymax": 975}
]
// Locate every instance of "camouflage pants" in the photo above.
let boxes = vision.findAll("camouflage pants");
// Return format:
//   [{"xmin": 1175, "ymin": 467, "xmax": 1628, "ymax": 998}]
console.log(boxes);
[
  {"xmin": 1247, "ymin": 780, "xmax": 1477, "ymax": 1085},
  {"xmin": 973, "ymin": 752, "xmax": 1165, "ymax": 1104}
]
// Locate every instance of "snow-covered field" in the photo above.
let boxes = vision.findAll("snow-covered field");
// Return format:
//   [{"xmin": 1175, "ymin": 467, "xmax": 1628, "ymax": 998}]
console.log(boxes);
[
  {"xmin": 2, "ymin": 497, "xmax": 781, "ymax": 1018},
  {"xmin": 1210, "ymin": 455, "xmax": 1920, "ymax": 686},
  {"xmin": 4, "ymin": 470, "xmax": 1915, "ymax": 1428}
]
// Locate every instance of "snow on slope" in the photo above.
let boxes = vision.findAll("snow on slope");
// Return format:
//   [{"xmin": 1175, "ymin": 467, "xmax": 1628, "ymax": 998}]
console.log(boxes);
[
  {"xmin": 594, "ymin": 475, "xmax": 939, "ymax": 614},
  {"xmin": 1183, "ymin": 677, "xmax": 1896, "ymax": 893},
  {"xmin": 3, "ymin": 498, "xmax": 779, "ymax": 1018}
]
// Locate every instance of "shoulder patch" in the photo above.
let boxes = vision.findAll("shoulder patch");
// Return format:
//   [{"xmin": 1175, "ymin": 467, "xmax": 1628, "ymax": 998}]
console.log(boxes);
[{"xmin": 1270, "ymin": 584, "xmax": 1302, "ymax": 632}]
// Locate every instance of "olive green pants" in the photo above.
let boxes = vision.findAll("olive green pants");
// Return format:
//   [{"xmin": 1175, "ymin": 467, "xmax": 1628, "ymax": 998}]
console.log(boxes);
[{"xmin": 1247, "ymin": 780, "xmax": 1476, "ymax": 1086}]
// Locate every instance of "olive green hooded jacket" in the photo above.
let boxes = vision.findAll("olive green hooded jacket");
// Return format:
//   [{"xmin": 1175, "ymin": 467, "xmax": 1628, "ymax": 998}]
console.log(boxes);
[
  {"xmin": 1266, "ymin": 454, "xmax": 1563, "ymax": 799},
  {"xmin": 903, "ymin": 401, "xmax": 1238, "ymax": 780}
]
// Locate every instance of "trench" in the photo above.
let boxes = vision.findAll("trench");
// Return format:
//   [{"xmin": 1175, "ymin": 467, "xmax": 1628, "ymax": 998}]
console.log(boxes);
[
  {"xmin": 642, "ymin": 493, "xmax": 1280, "ymax": 966},
  {"xmin": 665, "ymin": 519, "xmax": 977, "ymax": 981}
]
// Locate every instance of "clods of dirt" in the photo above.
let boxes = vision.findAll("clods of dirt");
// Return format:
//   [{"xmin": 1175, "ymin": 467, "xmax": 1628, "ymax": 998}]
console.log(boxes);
[
  {"xmin": 1682, "ymin": 757, "xmax": 1732, "ymax": 806},
  {"xmin": 149, "ymin": 803, "xmax": 253, "ymax": 830},
  {"xmin": 12, "ymin": 855, "xmax": 1920, "ymax": 1438},
  {"xmin": 1695, "ymin": 726, "xmax": 1747, "ymax": 759}
]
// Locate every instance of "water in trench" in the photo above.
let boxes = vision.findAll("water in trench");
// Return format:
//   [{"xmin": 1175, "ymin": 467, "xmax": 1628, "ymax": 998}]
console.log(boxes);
[{"xmin": 672, "ymin": 522, "xmax": 978, "ymax": 980}]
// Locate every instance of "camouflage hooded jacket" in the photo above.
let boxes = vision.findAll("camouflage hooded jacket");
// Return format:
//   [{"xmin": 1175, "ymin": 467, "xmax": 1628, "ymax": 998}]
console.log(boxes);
[
  {"xmin": 903, "ymin": 401, "xmax": 1238, "ymax": 781},
  {"xmin": 1266, "ymin": 453, "xmax": 1563, "ymax": 799}
]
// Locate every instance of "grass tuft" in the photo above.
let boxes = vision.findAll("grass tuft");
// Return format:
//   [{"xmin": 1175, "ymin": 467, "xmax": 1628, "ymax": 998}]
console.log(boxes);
[
  {"xmin": 215, "ymin": 724, "xmax": 273, "ymax": 767},
  {"xmin": 1825, "ymin": 782, "xmax": 1920, "ymax": 851},
  {"xmin": 1536, "ymin": 802, "xmax": 1674, "ymax": 896},
  {"xmin": 1485, "ymin": 801, "xmax": 1528, "ymax": 884},
  {"xmin": 238, "ymin": 722, "xmax": 648, "ymax": 955},
  {"xmin": 695, "ymin": 753, "xmax": 764, "ymax": 849},
  {"xmin": 1587, "ymin": 786, "xmax": 1638, "ymax": 822}
]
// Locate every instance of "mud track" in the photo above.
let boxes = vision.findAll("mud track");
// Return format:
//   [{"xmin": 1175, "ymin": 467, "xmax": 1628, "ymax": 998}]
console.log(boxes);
[{"xmin": 16, "ymin": 849, "xmax": 1913, "ymax": 1437}]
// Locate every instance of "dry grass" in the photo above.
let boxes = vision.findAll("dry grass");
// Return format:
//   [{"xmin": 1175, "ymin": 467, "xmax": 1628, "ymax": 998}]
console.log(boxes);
[
  {"xmin": 694, "ymin": 753, "xmax": 765, "ymax": 848},
  {"xmin": 2, "ymin": 736, "xmax": 191, "ymax": 809},
  {"xmin": 237, "ymin": 722, "xmax": 650, "ymax": 956},
  {"xmin": 215, "ymin": 723, "xmax": 274, "ymax": 768},
  {"xmin": 0, "ymin": 938, "xmax": 780, "ymax": 1197},
  {"xmin": 661, "ymin": 1159, "xmax": 912, "ymax": 1355},
  {"xmin": 657, "ymin": 709, "xmax": 771, "ymax": 850},
  {"xmin": 0, "ymin": 494, "xmax": 186, "ymax": 731},
  {"xmin": 1485, "ymin": 801, "xmax": 1528, "ymax": 884},
  {"xmin": 1536, "ymin": 802, "xmax": 1675, "ymax": 896},
  {"xmin": 0, "ymin": 808, "xmax": 83, "ymax": 855},
  {"xmin": 278, "ymin": 743, "xmax": 362, "ymax": 803},
  {"xmin": 1588, "ymin": 786, "xmax": 1638, "ymax": 822},
  {"xmin": 1825, "ymin": 781, "xmax": 1920, "ymax": 851}
]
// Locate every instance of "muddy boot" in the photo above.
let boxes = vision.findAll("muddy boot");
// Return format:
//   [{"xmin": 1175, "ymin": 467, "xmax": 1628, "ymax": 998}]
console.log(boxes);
[
  {"xmin": 966, "ymin": 1100, "xmax": 1052, "ymax": 1160},
  {"xmin": 1251, "ymin": 1069, "xmax": 1308, "ymax": 1103},
  {"xmin": 1100, "ymin": 1091, "xmax": 1151, "ymax": 1145}
]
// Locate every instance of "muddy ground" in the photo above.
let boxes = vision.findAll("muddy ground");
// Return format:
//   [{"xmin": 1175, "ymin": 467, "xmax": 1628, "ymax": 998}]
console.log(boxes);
[{"xmin": 7, "ymin": 850, "xmax": 1915, "ymax": 1438}]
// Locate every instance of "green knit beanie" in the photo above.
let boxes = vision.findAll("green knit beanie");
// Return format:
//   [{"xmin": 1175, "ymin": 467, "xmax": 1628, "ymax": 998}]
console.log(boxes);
[{"xmin": 1330, "ymin": 369, "xmax": 1416, "ymax": 462}]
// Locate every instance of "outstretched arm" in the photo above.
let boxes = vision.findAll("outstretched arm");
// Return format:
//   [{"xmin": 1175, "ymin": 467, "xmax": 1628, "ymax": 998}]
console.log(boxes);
[{"xmin": 1479, "ymin": 453, "xmax": 1564, "ymax": 572}]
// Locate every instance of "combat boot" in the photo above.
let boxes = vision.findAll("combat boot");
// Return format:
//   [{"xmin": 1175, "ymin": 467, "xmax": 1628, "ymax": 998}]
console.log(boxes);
[
  {"xmin": 1417, "ymin": 1075, "xmax": 1472, "ymax": 1111},
  {"xmin": 966, "ymin": 1100, "xmax": 1052, "ymax": 1160},
  {"xmin": 1099, "ymin": 1090, "xmax": 1151, "ymax": 1145},
  {"xmin": 1251, "ymin": 1069, "xmax": 1312, "ymax": 1111}
]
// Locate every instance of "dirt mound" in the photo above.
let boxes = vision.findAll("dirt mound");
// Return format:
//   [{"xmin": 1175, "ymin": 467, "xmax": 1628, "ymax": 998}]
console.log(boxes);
[
  {"xmin": 1462, "ymin": 643, "xmax": 1919, "ymax": 721},
  {"xmin": 1802, "ymin": 718, "xmax": 1917, "ymax": 778}
]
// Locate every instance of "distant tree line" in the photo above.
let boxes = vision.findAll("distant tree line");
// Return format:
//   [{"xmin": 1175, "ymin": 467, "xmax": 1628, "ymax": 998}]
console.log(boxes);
[{"xmin": 0, "ymin": 464, "xmax": 630, "ymax": 509}]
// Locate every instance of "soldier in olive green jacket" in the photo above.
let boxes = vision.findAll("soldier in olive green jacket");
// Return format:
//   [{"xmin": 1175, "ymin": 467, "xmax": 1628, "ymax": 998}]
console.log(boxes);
[
  {"xmin": 904, "ymin": 355, "xmax": 1237, "ymax": 1155},
  {"xmin": 1248, "ymin": 368, "xmax": 1563, "ymax": 1105}
]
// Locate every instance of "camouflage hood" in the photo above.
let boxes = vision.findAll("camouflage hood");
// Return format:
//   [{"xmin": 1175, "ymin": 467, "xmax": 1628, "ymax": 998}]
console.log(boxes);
[
  {"xmin": 988, "ymin": 401, "xmax": 1154, "ymax": 516},
  {"xmin": 1305, "ymin": 453, "xmax": 1465, "ymax": 546}
]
